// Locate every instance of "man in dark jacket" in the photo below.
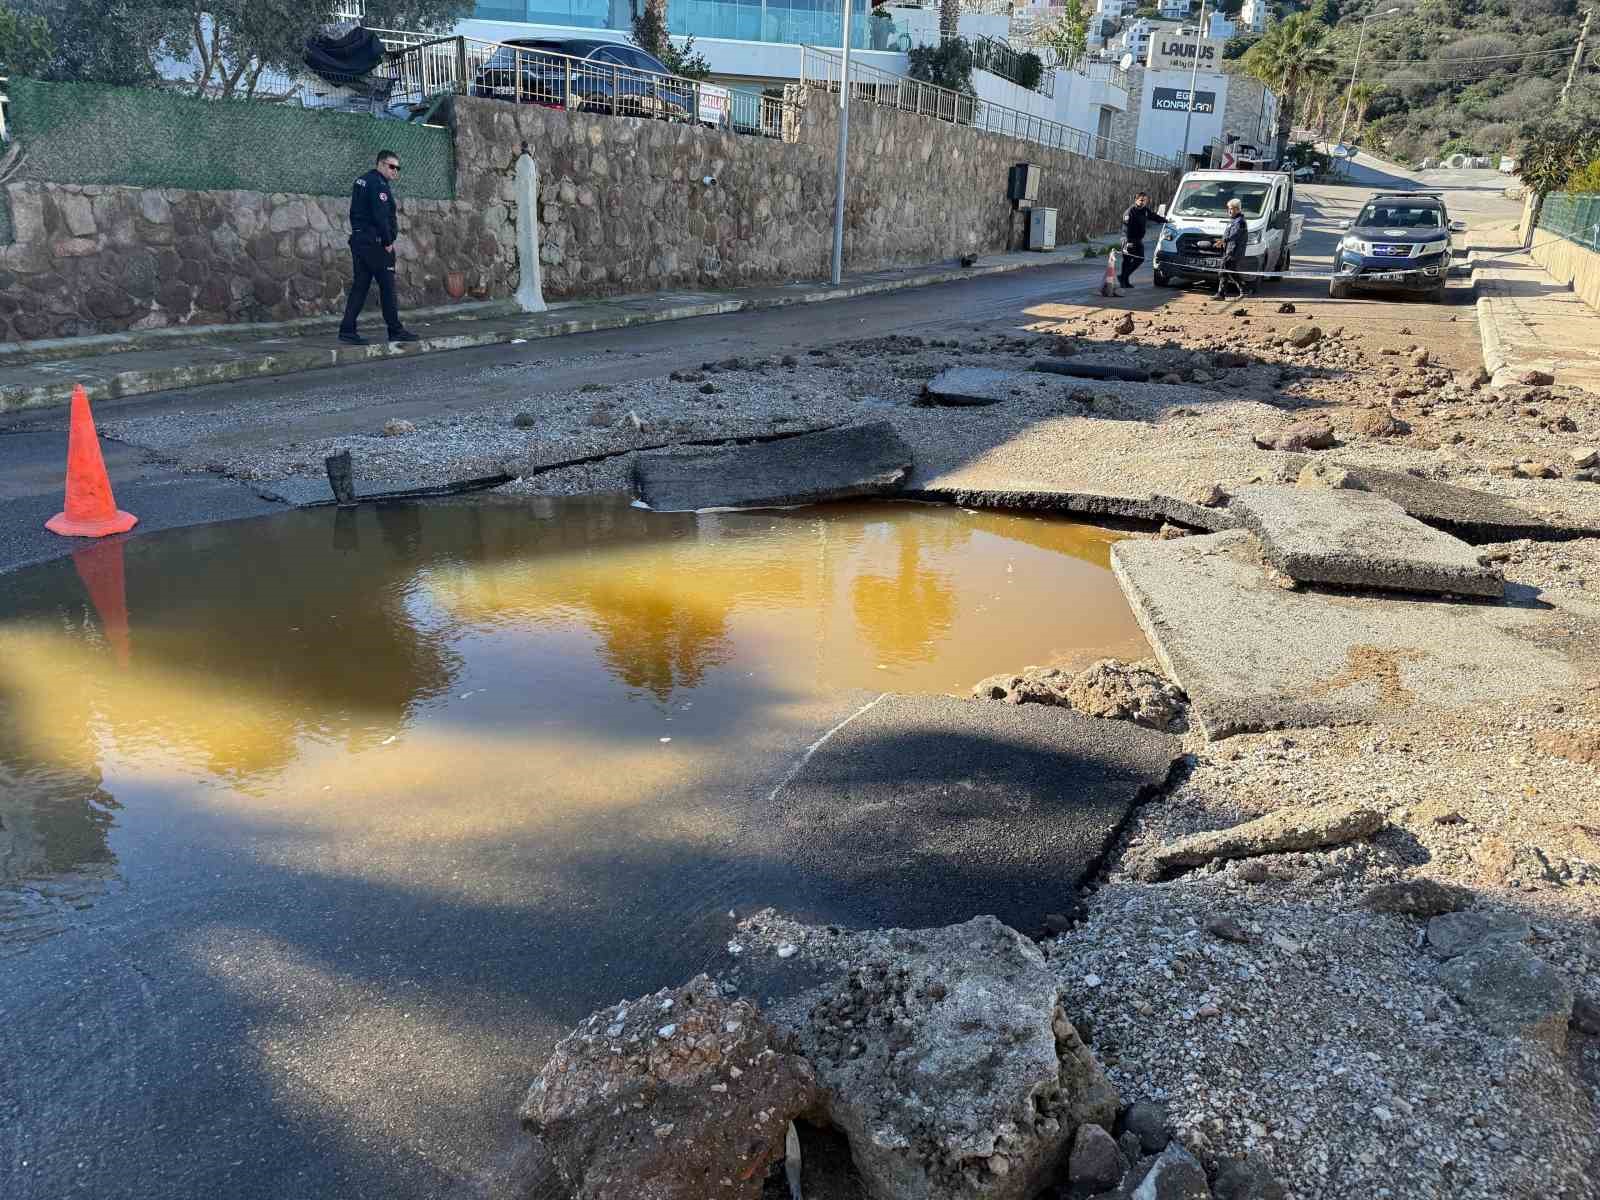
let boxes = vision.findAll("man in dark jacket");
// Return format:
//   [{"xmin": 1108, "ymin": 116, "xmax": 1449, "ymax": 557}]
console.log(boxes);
[
  {"xmin": 1118, "ymin": 190, "xmax": 1167, "ymax": 287},
  {"xmin": 338, "ymin": 151, "xmax": 419, "ymax": 345},
  {"xmin": 1210, "ymin": 198, "xmax": 1248, "ymax": 301}
]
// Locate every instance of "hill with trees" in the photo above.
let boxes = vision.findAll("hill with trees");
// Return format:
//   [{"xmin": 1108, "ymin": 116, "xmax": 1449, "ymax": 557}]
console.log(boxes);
[{"xmin": 1228, "ymin": 0, "xmax": 1587, "ymax": 164}]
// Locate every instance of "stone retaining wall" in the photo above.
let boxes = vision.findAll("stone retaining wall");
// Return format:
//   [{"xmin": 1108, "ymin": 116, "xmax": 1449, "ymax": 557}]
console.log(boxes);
[{"xmin": 0, "ymin": 90, "xmax": 1172, "ymax": 343}]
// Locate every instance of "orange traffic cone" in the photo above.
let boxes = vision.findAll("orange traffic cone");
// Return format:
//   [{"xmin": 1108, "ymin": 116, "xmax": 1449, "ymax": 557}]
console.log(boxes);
[
  {"xmin": 1099, "ymin": 250, "xmax": 1120, "ymax": 298},
  {"xmin": 72, "ymin": 540, "xmax": 131, "ymax": 667},
  {"xmin": 45, "ymin": 385, "xmax": 138, "ymax": 538}
]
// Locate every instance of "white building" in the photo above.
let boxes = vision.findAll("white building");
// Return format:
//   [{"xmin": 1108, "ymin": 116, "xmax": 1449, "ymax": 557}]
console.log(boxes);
[
  {"xmin": 1205, "ymin": 12, "xmax": 1235, "ymax": 38},
  {"xmin": 1239, "ymin": 0, "xmax": 1269, "ymax": 34},
  {"xmin": 1157, "ymin": 0, "xmax": 1191, "ymax": 20},
  {"xmin": 1095, "ymin": 0, "xmax": 1136, "ymax": 19},
  {"xmin": 1108, "ymin": 55, "xmax": 1277, "ymax": 166}
]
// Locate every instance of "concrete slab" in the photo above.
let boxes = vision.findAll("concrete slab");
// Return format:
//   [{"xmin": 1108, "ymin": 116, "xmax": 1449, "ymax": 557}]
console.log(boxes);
[
  {"xmin": 921, "ymin": 367, "xmax": 1012, "ymax": 406},
  {"xmin": 631, "ymin": 420, "xmax": 912, "ymax": 512},
  {"xmin": 1284, "ymin": 460, "xmax": 1600, "ymax": 542},
  {"xmin": 1111, "ymin": 531, "xmax": 1581, "ymax": 739},
  {"xmin": 761, "ymin": 693, "xmax": 1181, "ymax": 931},
  {"xmin": 1230, "ymin": 486, "xmax": 1505, "ymax": 597}
]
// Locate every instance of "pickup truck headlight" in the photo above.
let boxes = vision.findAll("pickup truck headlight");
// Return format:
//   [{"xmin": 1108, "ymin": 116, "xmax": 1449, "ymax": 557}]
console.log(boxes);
[{"xmin": 1340, "ymin": 235, "xmax": 1370, "ymax": 254}]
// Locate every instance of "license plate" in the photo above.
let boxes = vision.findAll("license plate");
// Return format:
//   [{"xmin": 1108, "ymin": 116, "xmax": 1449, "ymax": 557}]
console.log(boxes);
[
  {"xmin": 1370, "ymin": 271, "xmax": 1406, "ymax": 281},
  {"xmin": 1187, "ymin": 257, "xmax": 1222, "ymax": 268}
]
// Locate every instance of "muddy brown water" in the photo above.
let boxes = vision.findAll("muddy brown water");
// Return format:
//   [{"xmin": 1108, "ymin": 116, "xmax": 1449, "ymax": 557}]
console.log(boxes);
[{"xmin": 0, "ymin": 494, "xmax": 1144, "ymax": 1197}]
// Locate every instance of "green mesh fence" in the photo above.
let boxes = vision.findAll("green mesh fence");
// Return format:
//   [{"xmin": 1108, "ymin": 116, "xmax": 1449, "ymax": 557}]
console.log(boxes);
[
  {"xmin": 1539, "ymin": 191, "xmax": 1600, "ymax": 252},
  {"xmin": 5, "ymin": 77, "xmax": 453, "ymax": 201}
]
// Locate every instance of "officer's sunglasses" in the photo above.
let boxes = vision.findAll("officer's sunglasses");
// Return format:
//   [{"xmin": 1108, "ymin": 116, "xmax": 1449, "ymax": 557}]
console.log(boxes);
[{"xmin": 384, "ymin": 161, "xmax": 402, "ymax": 172}]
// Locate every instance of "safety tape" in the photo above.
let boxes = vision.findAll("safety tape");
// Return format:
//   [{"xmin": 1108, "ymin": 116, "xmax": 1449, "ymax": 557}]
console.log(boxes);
[{"xmin": 1121, "ymin": 251, "xmax": 1452, "ymax": 283}]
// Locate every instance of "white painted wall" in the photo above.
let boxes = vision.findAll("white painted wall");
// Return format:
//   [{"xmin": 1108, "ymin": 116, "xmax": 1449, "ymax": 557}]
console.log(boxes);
[{"xmin": 1133, "ymin": 66, "xmax": 1227, "ymax": 162}]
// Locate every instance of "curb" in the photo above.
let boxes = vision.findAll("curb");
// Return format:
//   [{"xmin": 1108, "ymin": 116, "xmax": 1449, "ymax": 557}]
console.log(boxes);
[{"xmin": 0, "ymin": 243, "xmax": 1113, "ymax": 415}]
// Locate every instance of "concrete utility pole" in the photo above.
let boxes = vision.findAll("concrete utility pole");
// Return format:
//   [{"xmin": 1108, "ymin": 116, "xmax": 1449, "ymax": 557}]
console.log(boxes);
[
  {"xmin": 1561, "ymin": 9, "xmax": 1592, "ymax": 104},
  {"xmin": 1335, "ymin": 8, "xmax": 1399, "ymax": 157},
  {"xmin": 1179, "ymin": 0, "xmax": 1208, "ymax": 170},
  {"xmin": 830, "ymin": 0, "xmax": 856, "ymax": 286}
]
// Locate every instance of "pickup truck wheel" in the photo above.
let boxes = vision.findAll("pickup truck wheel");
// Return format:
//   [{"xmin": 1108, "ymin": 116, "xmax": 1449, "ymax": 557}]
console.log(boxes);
[
  {"xmin": 1152, "ymin": 269, "xmax": 1171, "ymax": 287},
  {"xmin": 1329, "ymin": 279, "xmax": 1350, "ymax": 300}
]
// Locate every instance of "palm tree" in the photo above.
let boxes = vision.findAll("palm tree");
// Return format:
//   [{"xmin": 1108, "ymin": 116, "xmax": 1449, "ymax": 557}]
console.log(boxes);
[
  {"xmin": 1242, "ymin": 13, "xmax": 1336, "ymax": 162},
  {"xmin": 941, "ymin": 0, "xmax": 960, "ymax": 41},
  {"xmin": 1351, "ymin": 81, "xmax": 1379, "ymax": 136}
]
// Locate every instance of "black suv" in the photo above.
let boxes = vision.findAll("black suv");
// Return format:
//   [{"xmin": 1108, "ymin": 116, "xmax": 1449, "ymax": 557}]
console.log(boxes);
[{"xmin": 1330, "ymin": 192, "xmax": 1465, "ymax": 301}]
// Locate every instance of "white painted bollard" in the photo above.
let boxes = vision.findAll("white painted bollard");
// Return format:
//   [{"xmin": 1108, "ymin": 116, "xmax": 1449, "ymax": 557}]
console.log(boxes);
[{"xmin": 514, "ymin": 152, "xmax": 547, "ymax": 314}]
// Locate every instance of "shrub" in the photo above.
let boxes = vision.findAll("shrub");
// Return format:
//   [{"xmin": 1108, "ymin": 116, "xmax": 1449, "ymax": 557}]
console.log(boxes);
[
  {"xmin": 1567, "ymin": 157, "xmax": 1600, "ymax": 193},
  {"xmin": 1015, "ymin": 50, "xmax": 1044, "ymax": 92},
  {"xmin": 908, "ymin": 40, "xmax": 976, "ymax": 97}
]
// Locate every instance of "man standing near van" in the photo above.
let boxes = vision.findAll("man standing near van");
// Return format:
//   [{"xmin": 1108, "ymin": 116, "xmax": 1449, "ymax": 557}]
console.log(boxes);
[
  {"xmin": 1118, "ymin": 190, "xmax": 1168, "ymax": 288},
  {"xmin": 339, "ymin": 151, "xmax": 420, "ymax": 346},
  {"xmin": 1210, "ymin": 197, "xmax": 1248, "ymax": 301}
]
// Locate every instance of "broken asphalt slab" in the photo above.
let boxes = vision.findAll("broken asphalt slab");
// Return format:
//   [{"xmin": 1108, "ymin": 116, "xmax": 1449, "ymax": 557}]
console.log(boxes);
[
  {"xmin": 1229, "ymin": 485, "xmax": 1505, "ymax": 598},
  {"xmin": 631, "ymin": 421, "xmax": 912, "ymax": 512},
  {"xmin": 253, "ymin": 471, "xmax": 513, "ymax": 508},
  {"xmin": 1281, "ymin": 459, "xmax": 1600, "ymax": 542},
  {"xmin": 756, "ymin": 693, "xmax": 1181, "ymax": 932},
  {"xmin": 1129, "ymin": 802, "xmax": 1387, "ymax": 881},
  {"xmin": 1111, "ymin": 530, "xmax": 1583, "ymax": 740},
  {"xmin": 1030, "ymin": 357, "xmax": 1150, "ymax": 383}
]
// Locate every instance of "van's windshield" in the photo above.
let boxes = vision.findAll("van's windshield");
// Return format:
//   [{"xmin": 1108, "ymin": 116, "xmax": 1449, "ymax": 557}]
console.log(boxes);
[{"xmin": 1172, "ymin": 180, "xmax": 1271, "ymax": 218}]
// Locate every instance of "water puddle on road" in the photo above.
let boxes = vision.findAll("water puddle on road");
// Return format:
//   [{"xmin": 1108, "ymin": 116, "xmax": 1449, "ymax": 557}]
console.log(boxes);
[{"xmin": 0, "ymin": 495, "xmax": 1146, "ymax": 952}]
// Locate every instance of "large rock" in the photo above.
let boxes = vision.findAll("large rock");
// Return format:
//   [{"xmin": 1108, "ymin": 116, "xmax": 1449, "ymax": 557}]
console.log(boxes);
[
  {"xmin": 1068, "ymin": 1123, "xmax": 1126, "ymax": 1193},
  {"xmin": 1129, "ymin": 803, "xmax": 1385, "ymax": 881},
  {"xmin": 921, "ymin": 367, "xmax": 1014, "ymax": 407},
  {"xmin": 632, "ymin": 422, "xmax": 912, "ymax": 511},
  {"xmin": 1362, "ymin": 878, "xmax": 1471, "ymax": 917},
  {"xmin": 1437, "ymin": 944, "xmax": 1575, "ymax": 1054},
  {"xmin": 971, "ymin": 659, "xmax": 1187, "ymax": 733},
  {"xmin": 796, "ymin": 916, "xmax": 1119, "ymax": 1200},
  {"xmin": 1228, "ymin": 486, "xmax": 1504, "ymax": 598},
  {"xmin": 1425, "ymin": 910, "xmax": 1531, "ymax": 960},
  {"xmin": 1126, "ymin": 1142, "xmax": 1213, "ymax": 1199},
  {"xmin": 518, "ymin": 974, "xmax": 817, "ymax": 1200}
]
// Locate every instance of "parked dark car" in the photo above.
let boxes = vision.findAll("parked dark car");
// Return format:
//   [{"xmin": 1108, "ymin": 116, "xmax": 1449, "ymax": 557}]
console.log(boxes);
[
  {"xmin": 1330, "ymin": 191, "xmax": 1466, "ymax": 301},
  {"xmin": 469, "ymin": 38, "xmax": 693, "ymax": 119}
]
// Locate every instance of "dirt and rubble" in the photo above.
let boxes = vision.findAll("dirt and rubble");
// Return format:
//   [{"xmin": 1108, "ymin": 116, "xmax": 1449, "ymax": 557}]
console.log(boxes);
[{"xmin": 94, "ymin": 291, "xmax": 1600, "ymax": 1199}]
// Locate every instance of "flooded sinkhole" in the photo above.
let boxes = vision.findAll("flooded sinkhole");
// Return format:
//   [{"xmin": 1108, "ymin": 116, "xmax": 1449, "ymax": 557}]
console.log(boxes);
[{"xmin": 0, "ymin": 495, "xmax": 1145, "ymax": 959}]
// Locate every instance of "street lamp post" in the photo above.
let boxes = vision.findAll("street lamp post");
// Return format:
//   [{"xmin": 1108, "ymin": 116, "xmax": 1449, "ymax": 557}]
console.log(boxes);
[
  {"xmin": 1334, "ymin": 7, "xmax": 1400, "ymax": 158},
  {"xmin": 829, "ymin": 0, "xmax": 856, "ymax": 286},
  {"xmin": 1179, "ymin": 0, "xmax": 1209, "ymax": 170}
]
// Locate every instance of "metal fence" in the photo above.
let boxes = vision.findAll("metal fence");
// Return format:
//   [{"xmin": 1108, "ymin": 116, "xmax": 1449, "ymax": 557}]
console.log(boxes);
[
  {"xmin": 799, "ymin": 46, "xmax": 1175, "ymax": 172},
  {"xmin": 970, "ymin": 35, "xmax": 1054, "ymax": 98},
  {"xmin": 1538, "ymin": 191, "xmax": 1600, "ymax": 252},
  {"xmin": 371, "ymin": 30, "xmax": 789, "ymax": 139}
]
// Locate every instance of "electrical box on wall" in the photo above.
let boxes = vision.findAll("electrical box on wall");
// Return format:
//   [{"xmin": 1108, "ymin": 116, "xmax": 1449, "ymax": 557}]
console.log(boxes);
[
  {"xmin": 1027, "ymin": 207, "xmax": 1057, "ymax": 251},
  {"xmin": 1008, "ymin": 162, "xmax": 1039, "ymax": 209}
]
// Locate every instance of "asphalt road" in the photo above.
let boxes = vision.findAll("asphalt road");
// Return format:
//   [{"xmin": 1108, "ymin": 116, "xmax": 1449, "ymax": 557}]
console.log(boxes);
[{"xmin": 0, "ymin": 156, "xmax": 1521, "ymax": 1200}]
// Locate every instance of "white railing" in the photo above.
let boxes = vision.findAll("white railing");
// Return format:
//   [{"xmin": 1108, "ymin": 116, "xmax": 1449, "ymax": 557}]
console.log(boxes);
[
  {"xmin": 1077, "ymin": 59, "xmax": 1131, "ymax": 91},
  {"xmin": 369, "ymin": 31, "xmax": 790, "ymax": 138},
  {"xmin": 0, "ymin": 77, "xmax": 9, "ymax": 143},
  {"xmin": 799, "ymin": 45, "xmax": 1175, "ymax": 171}
]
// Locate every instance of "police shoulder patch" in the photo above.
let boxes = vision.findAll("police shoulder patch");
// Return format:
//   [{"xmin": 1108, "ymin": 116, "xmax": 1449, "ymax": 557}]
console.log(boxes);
[
  {"xmin": 355, "ymin": 178, "xmax": 367, "ymax": 187},
  {"xmin": 380, "ymin": 192, "xmax": 388, "ymax": 201}
]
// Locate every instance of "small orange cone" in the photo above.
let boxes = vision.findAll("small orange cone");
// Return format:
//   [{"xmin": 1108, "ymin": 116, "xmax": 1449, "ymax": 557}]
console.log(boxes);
[
  {"xmin": 45, "ymin": 385, "xmax": 138, "ymax": 538},
  {"xmin": 72, "ymin": 540, "xmax": 132, "ymax": 667},
  {"xmin": 1099, "ymin": 250, "xmax": 1120, "ymax": 298}
]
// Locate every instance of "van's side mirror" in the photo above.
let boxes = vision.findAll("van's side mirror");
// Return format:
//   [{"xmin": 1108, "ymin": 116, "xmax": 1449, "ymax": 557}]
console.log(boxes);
[
  {"xmin": 1340, "ymin": 219, "xmax": 1352, "ymax": 230},
  {"xmin": 1450, "ymin": 219, "xmax": 1466, "ymax": 233},
  {"xmin": 1157, "ymin": 203, "xmax": 1168, "ymax": 216}
]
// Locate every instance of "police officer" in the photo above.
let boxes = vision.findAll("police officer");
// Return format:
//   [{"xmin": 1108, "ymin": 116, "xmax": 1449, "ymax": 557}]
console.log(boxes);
[
  {"xmin": 338, "ymin": 150, "xmax": 419, "ymax": 345},
  {"xmin": 1118, "ymin": 190, "xmax": 1168, "ymax": 288},
  {"xmin": 1210, "ymin": 198, "xmax": 1248, "ymax": 301}
]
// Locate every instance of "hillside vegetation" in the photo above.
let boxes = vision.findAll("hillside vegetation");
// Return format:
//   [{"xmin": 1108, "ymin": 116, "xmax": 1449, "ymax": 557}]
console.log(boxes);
[{"xmin": 1230, "ymin": 0, "xmax": 1585, "ymax": 164}]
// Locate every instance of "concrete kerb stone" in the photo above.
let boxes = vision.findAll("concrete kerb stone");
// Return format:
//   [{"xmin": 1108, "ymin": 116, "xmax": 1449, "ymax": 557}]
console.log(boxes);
[{"xmin": 0, "ymin": 239, "xmax": 1117, "ymax": 416}]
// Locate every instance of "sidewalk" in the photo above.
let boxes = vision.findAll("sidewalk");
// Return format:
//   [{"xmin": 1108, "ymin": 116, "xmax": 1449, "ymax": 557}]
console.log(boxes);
[
  {"xmin": 0, "ymin": 238, "xmax": 1118, "ymax": 415},
  {"xmin": 1469, "ymin": 224, "xmax": 1600, "ymax": 390}
]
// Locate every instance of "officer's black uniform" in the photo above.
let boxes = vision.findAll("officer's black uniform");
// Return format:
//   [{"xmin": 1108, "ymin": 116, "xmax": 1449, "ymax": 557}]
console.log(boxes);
[
  {"xmin": 1213, "ymin": 211, "xmax": 1249, "ymax": 300},
  {"xmin": 339, "ymin": 168, "xmax": 404, "ymax": 340},
  {"xmin": 1119, "ymin": 200, "xmax": 1167, "ymax": 287}
]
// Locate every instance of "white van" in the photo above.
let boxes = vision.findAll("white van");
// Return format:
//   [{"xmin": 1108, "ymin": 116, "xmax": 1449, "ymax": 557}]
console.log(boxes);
[{"xmin": 1150, "ymin": 170, "xmax": 1304, "ymax": 287}]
